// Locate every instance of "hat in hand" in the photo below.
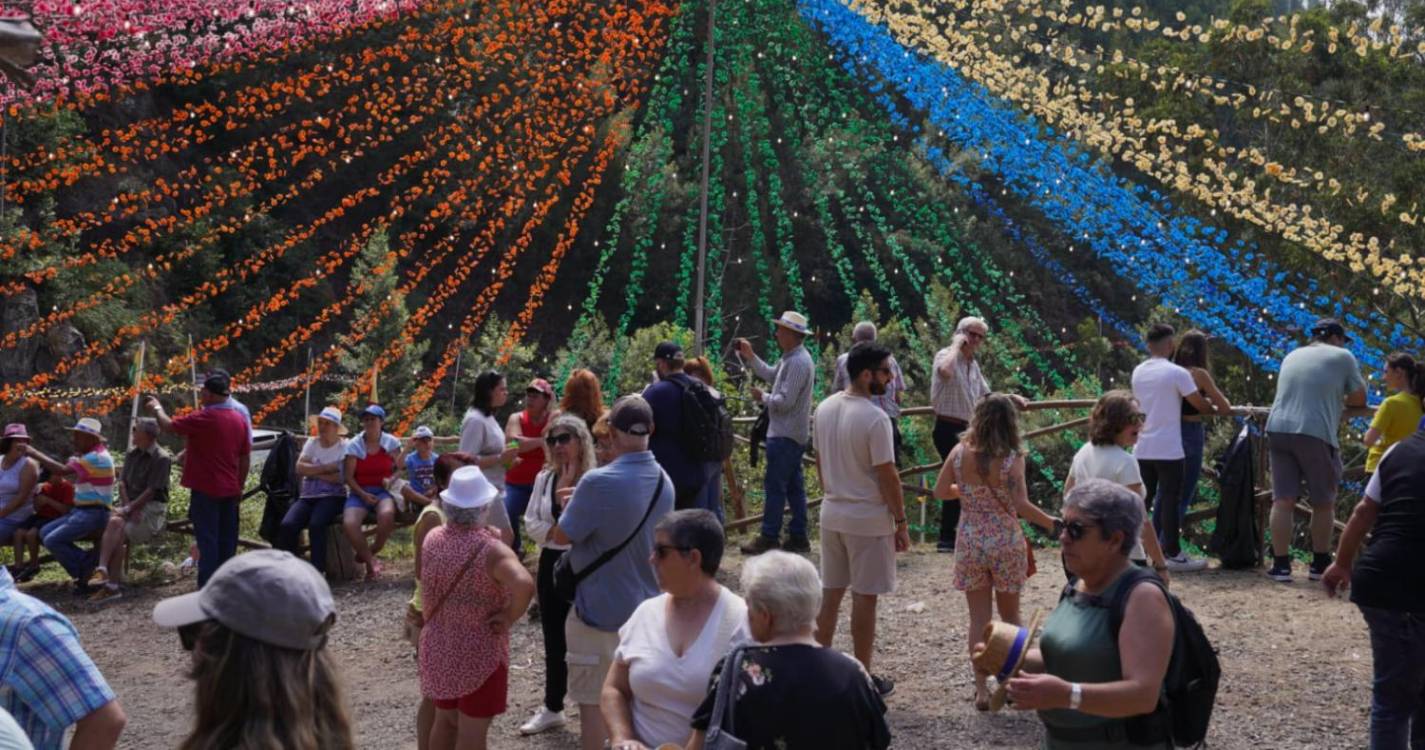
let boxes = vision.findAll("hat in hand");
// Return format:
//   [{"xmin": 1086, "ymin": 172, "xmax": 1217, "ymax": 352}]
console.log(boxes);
[
  {"xmin": 971, "ymin": 609, "xmax": 1045, "ymax": 712},
  {"xmin": 153, "ymin": 549, "xmax": 336, "ymax": 651}
]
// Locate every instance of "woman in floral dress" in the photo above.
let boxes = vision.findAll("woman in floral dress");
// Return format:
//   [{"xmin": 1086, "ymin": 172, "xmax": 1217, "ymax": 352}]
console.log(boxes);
[{"xmin": 934, "ymin": 393, "xmax": 1058, "ymax": 710}]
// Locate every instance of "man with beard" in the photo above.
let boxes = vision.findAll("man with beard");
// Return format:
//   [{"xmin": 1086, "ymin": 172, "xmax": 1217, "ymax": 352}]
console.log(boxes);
[{"xmin": 811, "ymin": 341, "xmax": 910, "ymax": 698}]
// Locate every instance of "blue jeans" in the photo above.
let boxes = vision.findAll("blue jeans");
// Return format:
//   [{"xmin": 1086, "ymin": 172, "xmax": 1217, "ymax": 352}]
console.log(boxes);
[
  {"xmin": 761, "ymin": 437, "xmax": 807, "ymax": 540},
  {"xmin": 277, "ymin": 495, "xmax": 346, "ymax": 574},
  {"xmin": 1178, "ymin": 421, "xmax": 1207, "ymax": 522},
  {"xmin": 505, "ymin": 482, "xmax": 534, "ymax": 549},
  {"xmin": 1360, "ymin": 606, "xmax": 1425, "ymax": 749},
  {"xmin": 190, "ymin": 490, "xmax": 240, "ymax": 587},
  {"xmin": 40, "ymin": 507, "xmax": 109, "ymax": 581},
  {"xmin": 701, "ymin": 462, "xmax": 725, "ymax": 524}
]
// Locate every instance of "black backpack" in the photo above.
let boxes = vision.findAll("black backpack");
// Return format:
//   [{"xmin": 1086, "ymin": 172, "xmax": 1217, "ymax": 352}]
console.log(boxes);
[
  {"xmin": 1062, "ymin": 567, "xmax": 1221, "ymax": 748},
  {"xmin": 1111, "ymin": 568, "xmax": 1220, "ymax": 747},
  {"xmin": 670, "ymin": 374, "xmax": 735, "ymax": 463},
  {"xmin": 252, "ymin": 431, "xmax": 301, "ymax": 545}
]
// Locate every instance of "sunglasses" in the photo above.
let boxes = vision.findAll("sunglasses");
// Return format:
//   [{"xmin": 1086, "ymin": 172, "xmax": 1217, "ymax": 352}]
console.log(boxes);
[
  {"xmin": 654, "ymin": 543, "xmax": 690, "ymax": 560},
  {"xmin": 1061, "ymin": 520, "xmax": 1100, "ymax": 542},
  {"xmin": 545, "ymin": 433, "xmax": 574, "ymax": 447}
]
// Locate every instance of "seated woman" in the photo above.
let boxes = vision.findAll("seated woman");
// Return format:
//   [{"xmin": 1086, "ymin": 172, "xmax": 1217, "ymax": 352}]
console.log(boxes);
[
  {"xmin": 342, "ymin": 404, "xmax": 402, "ymax": 580},
  {"xmin": 602, "ymin": 510, "xmax": 748, "ymax": 750},
  {"xmin": 687, "ymin": 550, "xmax": 891, "ymax": 750},
  {"xmin": 278, "ymin": 407, "xmax": 349, "ymax": 576},
  {"xmin": 1003, "ymin": 479, "xmax": 1175, "ymax": 749}
]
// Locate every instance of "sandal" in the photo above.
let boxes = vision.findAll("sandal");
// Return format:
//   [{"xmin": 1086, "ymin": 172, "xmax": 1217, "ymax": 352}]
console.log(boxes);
[{"xmin": 365, "ymin": 560, "xmax": 383, "ymax": 580}]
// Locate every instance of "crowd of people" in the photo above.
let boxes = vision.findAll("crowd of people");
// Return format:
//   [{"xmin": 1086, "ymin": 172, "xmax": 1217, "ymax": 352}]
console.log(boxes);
[{"xmin": 0, "ymin": 310, "xmax": 1422, "ymax": 749}]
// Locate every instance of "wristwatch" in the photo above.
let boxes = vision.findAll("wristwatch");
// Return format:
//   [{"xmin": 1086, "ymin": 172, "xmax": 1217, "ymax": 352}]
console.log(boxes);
[{"xmin": 1068, "ymin": 682, "xmax": 1083, "ymax": 710}]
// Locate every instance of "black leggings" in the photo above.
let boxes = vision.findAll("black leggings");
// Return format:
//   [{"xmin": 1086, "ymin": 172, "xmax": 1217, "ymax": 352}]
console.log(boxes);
[{"xmin": 536, "ymin": 547, "xmax": 572, "ymax": 712}]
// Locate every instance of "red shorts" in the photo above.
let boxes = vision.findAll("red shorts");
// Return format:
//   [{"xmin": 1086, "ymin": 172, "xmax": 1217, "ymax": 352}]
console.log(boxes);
[{"xmin": 431, "ymin": 664, "xmax": 508, "ymax": 719}]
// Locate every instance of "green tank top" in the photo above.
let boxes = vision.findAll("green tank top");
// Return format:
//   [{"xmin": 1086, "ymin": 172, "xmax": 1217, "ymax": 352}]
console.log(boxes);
[{"xmin": 1037, "ymin": 568, "xmax": 1169, "ymax": 750}]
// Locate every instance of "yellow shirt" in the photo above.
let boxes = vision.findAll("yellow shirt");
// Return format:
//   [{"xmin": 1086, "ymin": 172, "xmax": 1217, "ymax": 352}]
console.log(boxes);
[
  {"xmin": 1367, "ymin": 392, "xmax": 1424, "ymax": 472},
  {"xmin": 408, "ymin": 503, "xmax": 447, "ymax": 612}
]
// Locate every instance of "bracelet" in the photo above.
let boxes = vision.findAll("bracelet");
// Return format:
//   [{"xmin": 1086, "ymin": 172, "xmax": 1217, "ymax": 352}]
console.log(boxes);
[
  {"xmin": 1068, "ymin": 682, "xmax": 1083, "ymax": 710},
  {"xmin": 894, "ymin": 517, "xmax": 907, "ymax": 525}
]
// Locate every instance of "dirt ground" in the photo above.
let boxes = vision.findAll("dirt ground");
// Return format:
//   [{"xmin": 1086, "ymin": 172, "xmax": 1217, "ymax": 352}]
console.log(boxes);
[{"xmin": 32, "ymin": 545, "xmax": 1371, "ymax": 749}]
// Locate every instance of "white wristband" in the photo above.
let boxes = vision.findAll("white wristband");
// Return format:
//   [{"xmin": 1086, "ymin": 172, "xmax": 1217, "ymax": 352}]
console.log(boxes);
[{"xmin": 1068, "ymin": 682, "xmax": 1083, "ymax": 710}]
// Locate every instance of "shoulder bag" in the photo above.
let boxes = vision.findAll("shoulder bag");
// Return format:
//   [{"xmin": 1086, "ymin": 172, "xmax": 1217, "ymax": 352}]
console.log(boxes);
[
  {"xmin": 703, "ymin": 644, "xmax": 749, "ymax": 750},
  {"xmin": 551, "ymin": 477, "xmax": 663, "ymax": 604}
]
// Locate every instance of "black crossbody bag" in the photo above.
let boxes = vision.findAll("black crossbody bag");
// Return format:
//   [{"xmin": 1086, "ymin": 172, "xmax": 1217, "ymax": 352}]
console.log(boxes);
[{"xmin": 551, "ymin": 478, "xmax": 663, "ymax": 604}]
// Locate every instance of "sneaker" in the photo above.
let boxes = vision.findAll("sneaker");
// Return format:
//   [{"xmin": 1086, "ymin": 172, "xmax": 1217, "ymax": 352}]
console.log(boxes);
[
  {"xmin": 783, "ymin": 535, "xmax": 811, "ymax": 554},
  {"xmin": 871, "ymin": 674, "xmax": 896, "ymax": 698},
  {"xmin": 936, "ymin": 541, "xmax": 955, "ymax": 554},
  {"xmin": 1164, "ymin": 553, "xmax": 1208, "ymax": 573},
  {"xmin": 1308, "ymin": 557, "xmax": 1331, "ymax": 582},
  {"xmin": 88, "ymin": 586, "xmax": 123, "ymax": 605},
  {"xmin": 1267, "ymin": 561, "xmax": 1293, "ymax": 583},
  {"xmin": 87, "ymin": 568, "xmax": 109, "ymax": 587},
  {"xmin": 518, "ymin": 708, "xmax": 566, "ymax": 735},
  {"xmin": 740, "ymin": 535, "xmax": 780, "ymax": 556},
  {"xmin": 14, "ymin": 564, "xmax": 39, "ymax": 583}
]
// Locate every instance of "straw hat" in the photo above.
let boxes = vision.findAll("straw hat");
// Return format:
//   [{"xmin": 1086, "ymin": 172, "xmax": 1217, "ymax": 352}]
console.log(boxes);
[{"xmin": 971, "ymin": 609, "xmax": 1045, "ymax": 712}]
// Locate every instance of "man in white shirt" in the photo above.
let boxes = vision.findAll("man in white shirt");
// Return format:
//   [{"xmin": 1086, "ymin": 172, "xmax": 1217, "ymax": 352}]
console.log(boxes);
[
  {"xmin": 813, "ymin": 341, "xmax": 910, "ymax": 699},
  {"xmin": 1131, "ymin": 324, "xmax": 1214, "ymax": 572}
]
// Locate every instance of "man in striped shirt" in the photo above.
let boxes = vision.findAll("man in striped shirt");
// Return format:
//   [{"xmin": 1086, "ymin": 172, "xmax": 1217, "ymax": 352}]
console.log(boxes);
[
  {"xmin": 735, "ymin": 311, "xmax": 816, "ymax": 556},
  {"xmin": 28, "ymin": 418, "xmax": 116, "ymax": 594}
]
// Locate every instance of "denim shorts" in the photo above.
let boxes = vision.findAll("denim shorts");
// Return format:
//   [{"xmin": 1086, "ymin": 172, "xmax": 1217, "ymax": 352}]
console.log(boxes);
[{"xmin": 345, "ymin": 486, "xmax": 394, "ymax": 512}]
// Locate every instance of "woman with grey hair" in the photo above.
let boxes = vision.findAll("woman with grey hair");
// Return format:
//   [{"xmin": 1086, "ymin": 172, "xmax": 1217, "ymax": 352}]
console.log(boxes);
[
  {"xmin": 999, "ymin": 479, "xmax": 1175, "ymax": 749},
  {"xmin": 418, "ymin": 465, "xmax": 534, "ymax": 750},
  {"xmin": 686, "ymin": 550, "xmax": 891, "ymax": 750},
  {"xmin": 602, "ymin": 510, "xmax": 748, "ymax": 750},
  {"xmin": 519, "ymin": 413, "xmax": 598, "ymax": 736}
]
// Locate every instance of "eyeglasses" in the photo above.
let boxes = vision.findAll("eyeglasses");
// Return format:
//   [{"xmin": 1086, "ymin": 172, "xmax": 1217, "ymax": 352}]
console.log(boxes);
[
  {"xmin": 178, "ymin": 621, "xmax": 208, "ymax": 651},
  {"xmin": 963, "ymin": 331, "xmax": 987, "ymax": 341},
  {"xmin": 1130, "ymin": 412, "xmax": 1148, "ymax": 424},
  {"xmin": 1061, "ymin": 520, "xmax": 1100, "ymax": 542},
  {"xmin": 545, "ymin": 433, "xmax": 574, "ymax": 447},
  {"xmin": 654, "ymin": 543, "xmax": 690, "ymax": 560}
]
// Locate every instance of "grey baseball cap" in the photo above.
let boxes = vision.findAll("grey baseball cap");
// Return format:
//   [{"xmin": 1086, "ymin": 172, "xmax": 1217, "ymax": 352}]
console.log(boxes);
[
  {"xmin": 609, "ymin": 394, "xmax": 654, "ymax": 436},
  {"xmin": 152, "ymin": 549, "xmax": 336, "ymax": 651}
]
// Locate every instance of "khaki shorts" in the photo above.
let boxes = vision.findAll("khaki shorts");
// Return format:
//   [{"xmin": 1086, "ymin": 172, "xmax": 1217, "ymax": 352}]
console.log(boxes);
[
  {"xmin": 124, "ymin": 502, "xmax": 167, "ymax": 545},
  {"xmin": 820, "ymin": 528, "xmax": 896, "ymax": 595},
  {"xmin": 564, "ymin": 610, "xmax": 619, "ymax": 706},
  {"xmin": 1268, "ymin": 432, "xmax": 1342, "ymax": 507}
]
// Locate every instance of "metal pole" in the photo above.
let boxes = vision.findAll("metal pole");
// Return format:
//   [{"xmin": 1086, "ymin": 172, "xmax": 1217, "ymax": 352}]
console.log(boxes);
[
  {"xmin": 450, "ymin": 345, "xmax": 463, "ymax": 415},
  {"xmin": 187, "ymin": 334, "xmax": 199, "ymax": 409},
  {"xmin": 127, "ymin": 340, "xmax": 145, "ymax": 454},
  {"xmin": 303, "ymin": 345, "xmax": 313, "ymax": 430},
  {"xmin": 692, "ymin": 0, "xmax": 717, "ymax": 357}
]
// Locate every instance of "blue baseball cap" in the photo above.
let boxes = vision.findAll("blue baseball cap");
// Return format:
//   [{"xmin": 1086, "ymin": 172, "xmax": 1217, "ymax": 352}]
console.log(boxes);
[{"xmin": 360, "ymin": 404, "xmax": 386, "ymax": 420}]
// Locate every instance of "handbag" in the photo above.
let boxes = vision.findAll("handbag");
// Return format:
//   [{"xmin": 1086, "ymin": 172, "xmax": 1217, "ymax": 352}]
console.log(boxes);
[
  {"xmin": 404, "ymin": 539, "xmax": 485, "ymax": 649},
  {"xmin": 552, "ymin": 476, "xmax": 664, "ymax": 604},
  {"xmin": 703, "ymin": 644, "xmax": 749, "ymax": 750}
]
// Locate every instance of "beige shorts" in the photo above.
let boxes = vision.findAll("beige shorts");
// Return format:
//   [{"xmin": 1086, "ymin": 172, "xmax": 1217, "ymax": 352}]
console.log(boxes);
[
  {"xmin": 820, "ymin": 528, "xmax": 896, "ymax": 595},
  {"xmin": 564, "ymin": 610, "xmax": 619, "ymax": 706},
  {"xmin": 123, "ymin": 502, "xmax": 167, "ymax": 545}
]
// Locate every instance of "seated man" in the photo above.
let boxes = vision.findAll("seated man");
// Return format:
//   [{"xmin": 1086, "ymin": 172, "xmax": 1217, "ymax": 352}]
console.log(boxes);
[
  {"xmin": 87, "ymin": 418, "xmax": 172, "ymax": 603},
  {"xmin": 12, "ymin": 473, "xmax": 72, "ymax": 582}
]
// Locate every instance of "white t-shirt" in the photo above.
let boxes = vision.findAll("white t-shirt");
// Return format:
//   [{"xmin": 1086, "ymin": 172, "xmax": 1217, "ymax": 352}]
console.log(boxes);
[
  {"xmin": 615, "ymin": 587, "xmax": 749, "ymax": 747},
  {"xmin": 459, "ymin": 408, "xmax": 506, "ymax": 490},
  {"xmin": 813, "ymin": 392, "xmax": 897, "ymax": 536},
  {"xmin": 1131, "ymin": 357, "xmax": 1198, "ymax": 461},
  {"xmin": 1068, "ymin": 442, "xmax": 1147, "ymax": 561},
  {"xmin": 297, "ymin": 436, "xmax": 348, "ymax": 498}
]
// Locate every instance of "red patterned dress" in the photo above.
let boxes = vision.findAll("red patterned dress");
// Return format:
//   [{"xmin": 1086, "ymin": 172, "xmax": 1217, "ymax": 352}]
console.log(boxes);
[{"xmin": 418, "ymin": 524, "xmax": 509, "ymax": 700}]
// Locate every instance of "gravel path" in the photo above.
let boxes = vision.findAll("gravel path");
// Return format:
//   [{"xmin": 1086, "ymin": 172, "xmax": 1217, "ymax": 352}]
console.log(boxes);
[{"xmin": 36, "ymin": 547, "xmax": 1370, "ymax": 748}]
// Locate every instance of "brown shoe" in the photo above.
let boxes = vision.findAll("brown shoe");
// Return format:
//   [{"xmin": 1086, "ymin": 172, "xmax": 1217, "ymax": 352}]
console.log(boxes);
[{"xmin": 740, "ymin": 535, "xmax": 780, "ymax": 556}]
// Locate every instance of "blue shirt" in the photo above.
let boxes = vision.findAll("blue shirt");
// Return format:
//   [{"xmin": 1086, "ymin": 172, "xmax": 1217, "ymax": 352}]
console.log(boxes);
[
  {"xmin": 0, "ymin": 569, "xmax": 115, "ymax": 750},
  {"xmin": 405, "ymin": 452, "xmax": 438, "ymax": 496},
  {"xmin": 1266, "ymin": 343, "xmax": 1367, "ymax": 449},
  {"xmin": 558, "ymin": 451, "xmax": 673, "ymax": 631},
  {"xmin": 643, "ymin": 374, "xmax": 706, "ymax": 492}
]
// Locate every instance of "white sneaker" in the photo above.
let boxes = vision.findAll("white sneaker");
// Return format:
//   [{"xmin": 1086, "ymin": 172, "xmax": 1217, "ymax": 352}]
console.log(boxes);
[
  {"xmin": 519, "ymin": 708, "xmax": 566, "ymax": 735},
  {"xmin": 1165, "ymin": 553, "xmax": 1208, "ymax": 573}
]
